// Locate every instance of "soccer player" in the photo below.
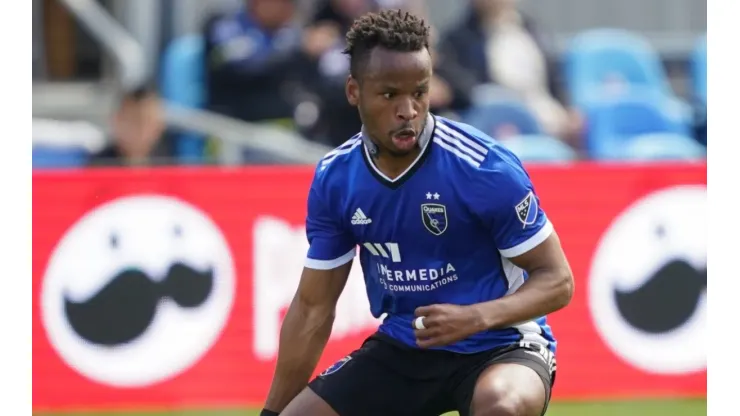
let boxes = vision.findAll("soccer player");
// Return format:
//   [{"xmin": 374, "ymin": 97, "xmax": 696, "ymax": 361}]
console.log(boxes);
[{"xmin": 261, "ymin": 9, "xmax": 574, "ymax": 416}]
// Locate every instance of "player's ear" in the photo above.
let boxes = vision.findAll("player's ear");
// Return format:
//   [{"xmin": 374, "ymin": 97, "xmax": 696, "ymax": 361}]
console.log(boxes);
[{"xmin": 346, "ymin": 75, "xmax": 359, "ymax": 107}]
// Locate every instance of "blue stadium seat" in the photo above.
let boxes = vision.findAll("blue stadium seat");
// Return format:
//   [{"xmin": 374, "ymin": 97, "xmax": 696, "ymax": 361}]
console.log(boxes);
[
  {"xmin": 33, "ymin": 146, "xmax": 89, "ymax": 169},
  {"xmin": 583, "ymin": 92, "xmax": 692, "ymax": 159},
  {"xmin": 461, "ymin": 99, "xmax": 543, "ymax": 139},
  {"xmin": 500, "ymin": 134, "xmax": 578, "ymax": 164},
  {"xmin": 160, "ymin": 35, "xmax": 207, "ymax": 163},
  {"xmin": 691, "ymin": 35, "xmax": 707, "ymax": 105},
  {"xmin": 619, "ymin": 133, "xmax": 707, "ymax": 161},
  {"xmin": 564, "ymin": 29, "xmax": 673, "ymax": 107}
]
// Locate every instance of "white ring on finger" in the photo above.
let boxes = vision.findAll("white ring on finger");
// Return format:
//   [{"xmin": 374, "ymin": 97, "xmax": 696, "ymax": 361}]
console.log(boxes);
[{"xmin": 414, "ymin": 316, "xmax": 427, "ymax": 330}]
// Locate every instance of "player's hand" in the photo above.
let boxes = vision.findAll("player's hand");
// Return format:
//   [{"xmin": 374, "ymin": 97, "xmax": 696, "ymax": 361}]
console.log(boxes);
[{"xmin": 412, "ymin": 304, "xmax": 487, "ymax": 348}]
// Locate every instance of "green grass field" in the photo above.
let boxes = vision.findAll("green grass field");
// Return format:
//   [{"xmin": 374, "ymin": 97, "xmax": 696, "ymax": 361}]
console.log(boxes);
[{"xmin": 34, "ymin": 399, "xmax": 707, "ymax": 416}]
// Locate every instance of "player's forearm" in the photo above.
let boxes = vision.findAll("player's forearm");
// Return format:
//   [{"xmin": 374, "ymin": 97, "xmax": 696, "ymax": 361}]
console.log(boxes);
[
  {"xmin": 264, "ymin": 299, "xmax": 335, "ymax": 412},
  {"xmin": 474, "ymin": 266, "xmax": 574, "ymax": 330}
]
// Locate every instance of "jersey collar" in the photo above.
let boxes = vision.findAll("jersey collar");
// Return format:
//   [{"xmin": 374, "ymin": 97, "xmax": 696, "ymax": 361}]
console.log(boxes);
[{"xmin": 359, "ymin": 114, "xmax": 437, "ymax": 190}]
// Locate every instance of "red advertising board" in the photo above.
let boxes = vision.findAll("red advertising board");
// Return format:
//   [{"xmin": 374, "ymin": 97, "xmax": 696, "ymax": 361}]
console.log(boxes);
[{"xmin": 32, "ymin": 163, "xmax": 707, "ymax": 412}]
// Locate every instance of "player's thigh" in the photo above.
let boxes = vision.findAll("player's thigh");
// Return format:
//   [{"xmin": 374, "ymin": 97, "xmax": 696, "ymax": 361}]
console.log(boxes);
[
  {"xmin": 455, "ymin": 343, "xmax": 556, "ymax": 416},
  {"xmin": 306, "ymin": 335, "xmax": 443, "ymax": 416},
  {"xmin": 281, "ymin": 387, "xmax": 339, "ymax": 416}
]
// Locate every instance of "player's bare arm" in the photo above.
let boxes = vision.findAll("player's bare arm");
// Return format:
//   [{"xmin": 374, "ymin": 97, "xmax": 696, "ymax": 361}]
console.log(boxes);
[
  {"xmin": 263, "ymin": 262, "xmax": 353, "ymax": 413},
  {"xmin": 479, "ymin": 231, "xmax": 574, "ymax": 328},
  {"xmin": 414, "ymin": 232, "xmax": 573, "ymax": 348}
]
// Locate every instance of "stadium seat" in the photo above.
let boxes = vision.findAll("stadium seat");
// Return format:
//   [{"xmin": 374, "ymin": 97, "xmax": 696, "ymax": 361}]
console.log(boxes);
[
  {"xmin": 583, "ymin": 92, "xmax": 692, "ymax": 159},
  {"xmin": 160, "ymin": 35, "xmax": 207, "ymax": 163},
  {"xmin": 689, "ymin": 35, "xmax": 708, "ymax": 147},
  {"xmin": 564, "ymin": 29, "xmax": 674, "ymax": 107},
  {"xmin": 691, "ymin": 35, "xmax": 707, "ymax": 105},
  {"xmin": 461, "ymin": 99, "xmax": 543, "ymax": 139},
  {"xmin": 617, "ymin": 133, "xmax": 707, "ymax": 161},
  {"xmin": 32, "ymin": 118, "xmax": 103, "ymax": 169},
  {"xmin": 499, "ymin": 134, "xmax": 578, "ymax": 164},
  {"xmin": 32, "ymin": 146, "xmax": 89, "ymax": 169}
]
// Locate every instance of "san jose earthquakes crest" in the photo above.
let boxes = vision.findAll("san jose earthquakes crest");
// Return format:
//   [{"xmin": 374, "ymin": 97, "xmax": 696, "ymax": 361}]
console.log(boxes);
[
  {"xmin": 319, "ymin": 355, "xmax": 352, "ymax": 377},
  {"xmin": 421, "ymin": 203, "xmax": 448, "ymax": 235}
]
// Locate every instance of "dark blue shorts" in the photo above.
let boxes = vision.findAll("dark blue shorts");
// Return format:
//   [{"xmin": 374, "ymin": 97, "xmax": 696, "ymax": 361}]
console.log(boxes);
[{"xmin": 308, "ymin": 333, "xmax": 556, "ymax": 416}]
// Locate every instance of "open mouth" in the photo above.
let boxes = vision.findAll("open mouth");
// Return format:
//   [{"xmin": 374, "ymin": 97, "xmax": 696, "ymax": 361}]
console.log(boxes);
[{"xmin": 391, "ymin": 128, "xmax": 417, "ymax": 150}]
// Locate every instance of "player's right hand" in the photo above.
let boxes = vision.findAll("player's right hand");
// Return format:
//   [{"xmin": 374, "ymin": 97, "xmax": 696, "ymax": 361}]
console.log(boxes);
[{"xmin": 412, "ymin": 304, "xmax": 487, "ymax": 348}]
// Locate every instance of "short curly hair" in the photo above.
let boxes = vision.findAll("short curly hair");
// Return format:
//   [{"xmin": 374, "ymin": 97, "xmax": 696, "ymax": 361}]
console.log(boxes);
[{"xmin": 343, "ymin": 9, "xmax": 431, "ymax": 79}]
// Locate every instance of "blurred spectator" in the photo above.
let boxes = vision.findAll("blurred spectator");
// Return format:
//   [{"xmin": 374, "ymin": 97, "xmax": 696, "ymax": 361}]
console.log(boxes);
[
  {"xmin": 202, "ymin": 0, "xmax": 436, "ymax": 147},
  {"xmin": 291, "ymin": 0, "xmax": 375, "ymax": 145},
  {"xmin": 89, "ymin": 87, "xmax": 177, "ymax": 167},
  {"xmin": 435, "ymin": 0, "xmax": 583, "ymax": 146},
  {"xmin": 203, "ymin": 0, "xmax": 303, "ymax": 126},
  {"xmin": 429, "ymin": 44, "xmax": 472, "ymax": 117}
]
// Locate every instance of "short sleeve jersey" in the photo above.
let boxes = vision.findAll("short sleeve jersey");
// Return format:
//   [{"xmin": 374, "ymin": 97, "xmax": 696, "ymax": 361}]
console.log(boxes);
[{"xmin": 305, "ymin": 115, "xmax": 556, "ymax": 353}]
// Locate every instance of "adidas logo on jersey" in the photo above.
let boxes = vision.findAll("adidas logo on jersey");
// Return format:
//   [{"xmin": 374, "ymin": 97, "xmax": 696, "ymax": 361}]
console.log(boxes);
[{"xmin": 351, "ymin": 208, "xmax": 373, "ymax": 225}]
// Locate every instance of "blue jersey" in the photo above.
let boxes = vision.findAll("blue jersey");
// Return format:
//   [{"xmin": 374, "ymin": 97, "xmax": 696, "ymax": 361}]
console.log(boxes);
[{"xmin": 304, "ymin": 114, "xmax": 556, "ymax": 354}]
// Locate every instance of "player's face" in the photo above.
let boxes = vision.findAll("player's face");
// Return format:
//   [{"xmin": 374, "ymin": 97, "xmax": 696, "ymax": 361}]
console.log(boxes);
[{"xmin": 347, "ymin": 47, "xmax": 432, "ymax": 157}]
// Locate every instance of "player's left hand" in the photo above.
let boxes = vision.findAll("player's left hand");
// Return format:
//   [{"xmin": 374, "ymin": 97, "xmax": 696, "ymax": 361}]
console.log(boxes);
[{"xmin": 412, "ymin": 304, "xmax": 487, "ymax": 348}]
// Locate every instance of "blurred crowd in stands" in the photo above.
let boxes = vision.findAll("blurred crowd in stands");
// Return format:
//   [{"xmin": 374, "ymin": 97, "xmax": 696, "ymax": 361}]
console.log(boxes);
[{"xmin": 32, "ymin": 0, "xmax": 707, "ymax": 168}]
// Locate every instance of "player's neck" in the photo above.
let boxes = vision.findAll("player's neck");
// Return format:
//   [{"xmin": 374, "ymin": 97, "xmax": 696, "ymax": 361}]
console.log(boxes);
[
  {"xmin": 362, "ymin": 115, "xmax": 434, "ymax": 181},
  {"xmin": 374, "ymin": 148, "xmax": 422, "ymax": 180}
]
